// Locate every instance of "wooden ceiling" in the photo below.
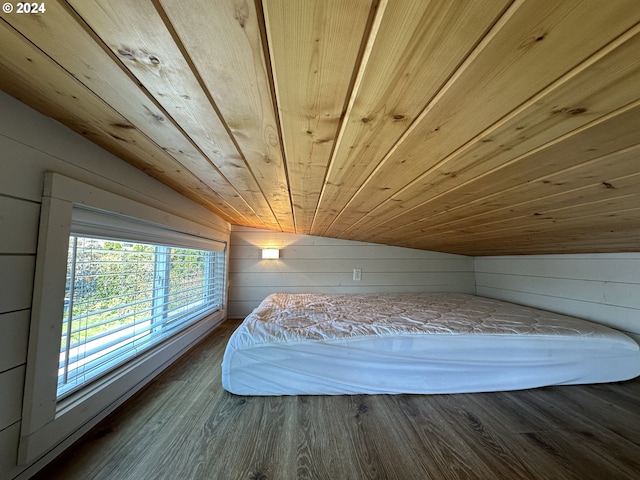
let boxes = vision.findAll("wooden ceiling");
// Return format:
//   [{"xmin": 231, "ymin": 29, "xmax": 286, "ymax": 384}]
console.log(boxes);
[{"xmin": 1, "ymin": 0, "xmax": 640, "ymax": 255}]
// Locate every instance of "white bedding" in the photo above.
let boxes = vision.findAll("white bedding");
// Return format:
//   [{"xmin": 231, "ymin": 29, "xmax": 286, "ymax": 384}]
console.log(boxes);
[{"xmin": 221, "ymin": 293, "xmax": 640, "ymax": 395}]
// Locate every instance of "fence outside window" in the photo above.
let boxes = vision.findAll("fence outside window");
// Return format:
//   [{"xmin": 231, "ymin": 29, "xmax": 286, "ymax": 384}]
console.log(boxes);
[{"xmin": 58, "ymin": 235, "xmax": 225, "ymax": 399}]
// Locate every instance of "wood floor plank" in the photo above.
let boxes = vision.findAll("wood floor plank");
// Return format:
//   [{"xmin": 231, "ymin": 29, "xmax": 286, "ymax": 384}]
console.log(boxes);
[
  {"xmin": 428, "ymin": 394, "xmax": 538, "ymax": 479},
  {"xmin": 32, "ymin": 320, "xmax": 640, "ymax": 480},
  {"xmin": 218, "ymin": 396, "xmax": 297, "ymax": 480},
  {"xmin": 507, "ymin": 429, "xmax": 639, "ymax": 480},
  {"xmin": 295, "ymin": 395, "xmax": 364, "ymax": 480},
  {"xmin": 533, "ymin": 384, "xmax": 640, "ymax": 447},
  {"xmin": 585, "ymin": 381, "xmax": 640, "ymax": 420},
  {"xmin": 392, "ymin": 394, "xmax": 498, "ymax": 479},
  {"xmin": 340, "ymin": 394, "xmax": 430, "ymax": 479},
  {"xmin": 357, "ymin": 396, "xmax": 438, "ymax": 479}
]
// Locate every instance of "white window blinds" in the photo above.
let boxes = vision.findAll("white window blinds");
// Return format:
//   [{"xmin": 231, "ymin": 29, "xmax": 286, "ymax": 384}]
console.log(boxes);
[
  {"xmin": 71, "ymin": 205, "xmax": 226, "ymax": 251},
  {"xmin": 58, "ymin": 207, "xmax": 226, "ymax": 399}
]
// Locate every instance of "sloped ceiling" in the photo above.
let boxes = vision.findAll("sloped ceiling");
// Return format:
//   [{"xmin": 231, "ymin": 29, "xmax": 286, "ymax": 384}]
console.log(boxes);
[{"xmin": 1, "ymin": 0, "xmax": 639, "ymax": 255}]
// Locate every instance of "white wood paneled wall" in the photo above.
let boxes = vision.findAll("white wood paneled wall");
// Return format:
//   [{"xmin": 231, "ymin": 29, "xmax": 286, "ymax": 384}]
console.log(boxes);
[
  {"xmin": 0, "ymin": 92, "xmax": 229, "ymax": 480},
  {"xmin": 228, "ymin": 226, "xmax": 476, "ymax": 318},
  {"xmin": 475, "ymin": 254, "xmax": 640, "ymax": 342}
]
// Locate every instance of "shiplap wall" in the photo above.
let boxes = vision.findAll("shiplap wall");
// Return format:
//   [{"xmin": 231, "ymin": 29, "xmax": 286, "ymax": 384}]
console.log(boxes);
[
  {"xmin": 0, "ymin": 92, "xmax": 229, "ymax": 480},
  {"xmin": 228, "ymin": 226, "xmax": 476, "ymax": 318},
  {"xmin": 475, "ymin": 254, "xmax": 640, "ymax": 343}
]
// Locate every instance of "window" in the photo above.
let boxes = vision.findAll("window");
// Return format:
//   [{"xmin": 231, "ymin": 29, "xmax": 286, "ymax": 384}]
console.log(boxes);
[
  {"xmin": 59, "ymin": 236, "xmax": 225, "ymax": 398},
  {"xmin": 21, "ymin": 173, "xmax": 228, "ymax": 465}
]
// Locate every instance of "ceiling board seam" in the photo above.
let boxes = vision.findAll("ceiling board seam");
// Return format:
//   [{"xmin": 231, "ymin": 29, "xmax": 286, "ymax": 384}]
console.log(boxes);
[
  {"xmin": 391, "ymin": 144, "xmax": 640, "ymax": 234},
  {"xmin": 414, "ymin": 170, "xmax": 640, "ymax": 239},
  {"xmin": 259, "ymin": 0, "xmax": 300, "ymax": 233},
  {"xmin": 253, "ymin": 0, "xmax": 294, "ymax": 233},
  {"xmin": 353, "ymin": 97, "xmax": 640, "ymax": 240},
  {"xmin": 342, "ymin": 23, "xmax": 640, "ymax": 238},
  {"xmin": 403, "ymin": 200, "xmax": 640, "ymax": 245},
  {"xmin": 0, "ymin": 15, "xmax": 247, "ymax": 224},
  {"xmin": 465, "ymin": 228, "xmax": 640, "ymax": 253},
  {"xmin": 57, "ymin": 0, "xmax": 257, "ymax": 223},
  {"xmin": 411, "ymin": 207, "xmax": 640, "ymax": 247},
  {"xmin": 148, "ymin": 0, "xmax": 282, "ymax": 229},
  {"xmin": 358, "ymin": 139, "xmax": 640, "ymax": 240},
  {"xmin": 411, "ymin": 193, "xmax": 640, "ymax": 242},
  {"xmin": 318, "ymin": 0, "xmax": 526, "ymax": 237},
  {"xmin": 309, "ymin": 0, "xmax": 388, "ymax": 234}
]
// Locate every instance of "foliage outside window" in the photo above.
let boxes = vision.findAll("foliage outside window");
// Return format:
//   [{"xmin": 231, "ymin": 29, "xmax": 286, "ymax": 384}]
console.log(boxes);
[
  {"xmin": 58, "ymin": 235, "xmax": 225, "ymax": 399},
  {"xmin": 20, "ymin": 173, "xmax": 227, "ymax": 465}
]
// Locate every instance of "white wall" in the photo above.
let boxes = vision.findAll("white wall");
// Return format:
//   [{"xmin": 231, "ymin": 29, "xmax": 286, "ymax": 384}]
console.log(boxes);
[
  {"xmin": 475, "ymin": 254, "xmax": 640, "ymax": 343},
  {"xmin": 228, "ymin": 226, "xmax": 476, "ymax": 317},
  {"xmin": 0, "ymin": 92, "xmax": 229, "ymax": 480}
]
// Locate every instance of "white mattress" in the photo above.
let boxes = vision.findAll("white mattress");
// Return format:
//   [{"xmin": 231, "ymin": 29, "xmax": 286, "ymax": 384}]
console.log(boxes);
[{"xmin": 221, "ymin": 293, "xmax": 640, "ymax": 395}]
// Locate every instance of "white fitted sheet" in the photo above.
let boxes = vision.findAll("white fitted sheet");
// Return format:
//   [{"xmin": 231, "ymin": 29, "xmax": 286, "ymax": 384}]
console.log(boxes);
[{"xmin": 221, "ymin": 293, "xmax": 640, "ymax": 395}]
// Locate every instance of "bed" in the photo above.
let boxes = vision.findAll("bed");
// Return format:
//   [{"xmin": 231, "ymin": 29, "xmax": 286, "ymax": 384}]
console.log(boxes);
[{"xmin": 221, "ymin": 293, "xmax": 640, "ymax": 396}]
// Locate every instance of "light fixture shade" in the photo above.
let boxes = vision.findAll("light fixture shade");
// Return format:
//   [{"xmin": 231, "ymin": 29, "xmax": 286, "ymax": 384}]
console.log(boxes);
[{"xmin": 262, "ymin": 248, "xmax": 280, "ymax": 259}]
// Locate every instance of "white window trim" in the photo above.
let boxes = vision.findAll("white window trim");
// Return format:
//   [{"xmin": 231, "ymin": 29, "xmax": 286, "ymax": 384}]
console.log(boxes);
[{"xmin": 20, "ymin": 173, "xmax": 227, "ymax": 464}]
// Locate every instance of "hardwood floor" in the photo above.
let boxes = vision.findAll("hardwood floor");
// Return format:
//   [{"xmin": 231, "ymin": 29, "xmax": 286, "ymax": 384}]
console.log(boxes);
[{"xmin": 32, "ymin": 320, "xmax": 640, "ymax": 480}]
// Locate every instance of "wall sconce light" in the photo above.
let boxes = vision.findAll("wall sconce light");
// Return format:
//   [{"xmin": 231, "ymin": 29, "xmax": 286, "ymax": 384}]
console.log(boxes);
[{"xmin": 261, "ymin": 248, "xmax": 280, "ymax": 260}]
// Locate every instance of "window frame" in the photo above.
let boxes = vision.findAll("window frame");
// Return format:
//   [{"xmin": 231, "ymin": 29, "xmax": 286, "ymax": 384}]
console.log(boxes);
[
  {"xmin": 20, "ymin": 173, "xmax": 227, "ymax": 464},
  {"xmin": 57, "ymin": 236, "xmax": 225, "ymax": 399}
]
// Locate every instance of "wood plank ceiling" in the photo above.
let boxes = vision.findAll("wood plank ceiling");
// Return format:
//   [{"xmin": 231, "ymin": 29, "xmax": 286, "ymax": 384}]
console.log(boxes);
[{"xmin": 1, "ymin": 0, "xmax": 639, "ymax": 255}]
